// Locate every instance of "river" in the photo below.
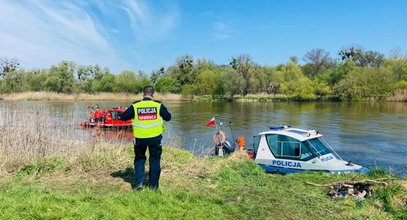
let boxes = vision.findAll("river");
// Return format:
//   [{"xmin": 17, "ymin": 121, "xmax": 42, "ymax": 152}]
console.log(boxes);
[{"xmin": 1, "ymin": 100, "xmax": 406, "ymax": 176}]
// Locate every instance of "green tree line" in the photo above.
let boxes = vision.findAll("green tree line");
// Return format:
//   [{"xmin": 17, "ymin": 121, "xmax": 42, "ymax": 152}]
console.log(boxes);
[{"xmin": 1, "ymin": 47, "xmax": 407, "ymax": 101}]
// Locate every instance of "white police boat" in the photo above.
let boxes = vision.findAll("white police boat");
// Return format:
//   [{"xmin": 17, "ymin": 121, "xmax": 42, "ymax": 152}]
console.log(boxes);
[{"xmin": 249, "ymin": 126, "xmax": 370, "ymax": 174}]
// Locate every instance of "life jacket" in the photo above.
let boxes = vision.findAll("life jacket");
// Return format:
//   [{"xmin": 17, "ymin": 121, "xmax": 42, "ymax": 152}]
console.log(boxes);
[
  {"xmin": 132, "ymin": 100, "xmax": 164, "ymax": 138},
  {"xmin": 93, "ymin": 110, "xmax": 104, "ymax": 118}
]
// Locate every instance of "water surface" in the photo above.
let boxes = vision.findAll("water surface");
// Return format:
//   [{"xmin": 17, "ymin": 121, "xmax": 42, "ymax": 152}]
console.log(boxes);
[{"xmin": 1, "ymin": 101, "xmax": 406, "ymax": 175}]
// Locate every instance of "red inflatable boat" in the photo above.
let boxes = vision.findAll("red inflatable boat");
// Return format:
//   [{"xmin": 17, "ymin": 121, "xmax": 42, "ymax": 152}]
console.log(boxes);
[{"xmin": 80, "ymin": 106, "xmax": 132, "ymax": 129}]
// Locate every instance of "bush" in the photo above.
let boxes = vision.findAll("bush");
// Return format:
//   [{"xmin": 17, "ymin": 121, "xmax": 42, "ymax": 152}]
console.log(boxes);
[{"xmin": 280, "ymin": 77, "xmax": 316, "ymax": 100}]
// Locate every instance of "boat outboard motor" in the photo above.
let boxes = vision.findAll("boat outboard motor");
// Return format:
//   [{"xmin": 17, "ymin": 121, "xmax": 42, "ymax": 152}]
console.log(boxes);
[{"xmin": 215, "ymin": 138, "xmax": 236, "ymax": 156}]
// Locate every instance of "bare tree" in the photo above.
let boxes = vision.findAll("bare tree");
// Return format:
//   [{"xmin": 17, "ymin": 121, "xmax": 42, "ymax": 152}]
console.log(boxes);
[
  {"xmin": 389, "ymin": 47, "xmax": 402, "ymax": 59},
  {"xmin": 230, "ymin": 54, "xmax": 254, "ymax": 96},
  {"xmin": 338, "ymin": 47, "xmax": 384, "ymax": 67},
  {"xmin": 303, "ymin": 49, "xmax": 332, "ymax": 77},
  {"xmin": 0, "ymin": 57, "xmax": 20, "ymax": 79}
]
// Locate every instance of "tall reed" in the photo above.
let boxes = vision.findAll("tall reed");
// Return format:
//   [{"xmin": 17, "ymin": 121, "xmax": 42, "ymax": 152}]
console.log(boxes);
[
  {"xmin": 0, "ymin": 106, "xmax": 131, "ymax": 173},
  {"xmin": 0, "ymin": 91, "xmax": 187, "ymax": 101},
  {"xmin": 387, "ymin": 89, "xmax": 407, "ymax": 102}
]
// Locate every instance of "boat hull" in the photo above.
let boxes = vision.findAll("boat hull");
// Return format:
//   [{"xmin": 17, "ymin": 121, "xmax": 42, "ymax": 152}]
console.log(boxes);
[
  {"xmin": 258, "ymin": 164, "xmax": 370, "ymax": 174},
  {"xmin": 80, "ymin": 121, "xmax": 132, "ymax": 129}
]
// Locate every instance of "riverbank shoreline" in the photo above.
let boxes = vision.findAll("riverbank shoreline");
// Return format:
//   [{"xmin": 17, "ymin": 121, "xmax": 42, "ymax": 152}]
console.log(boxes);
[
  {"xmin": 0, "ymin": 91, "xmax": 187, "ymax": 102},
  {"xmin": 1, "ymin": 91, "xmax": 406, "ymax": 102},
  {"xmin": 0, "ymin": 91, "xmax": 294, "ymax": 102}
]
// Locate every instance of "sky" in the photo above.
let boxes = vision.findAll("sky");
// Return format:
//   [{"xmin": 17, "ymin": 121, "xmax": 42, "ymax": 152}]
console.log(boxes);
[{"xmin": 1, "ymin": 0, "xmax": 407, "ymax": 74}]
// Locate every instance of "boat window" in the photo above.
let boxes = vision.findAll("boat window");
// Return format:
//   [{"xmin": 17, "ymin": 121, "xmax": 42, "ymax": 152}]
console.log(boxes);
[
  {"xmin": 111, "ymin": 111, "xmax": 119, "ymax": 120},
  {"xmin": 305, "ymin": 138, "xmax": 331, "ymax": 157},
  {"xmin": 266, "ymin": 134, "xmax": 314, "ymax": 161},
  {"xmin": 266, "ymin": 134, "xmax": 280, "ymax": 156},
  {"xmin": 287, "ymin": 130, "xmax": 308, "ymax": 135},
  {"xmin": 253, "ymin": 135, "xmax": 260, "ymax": 153}
]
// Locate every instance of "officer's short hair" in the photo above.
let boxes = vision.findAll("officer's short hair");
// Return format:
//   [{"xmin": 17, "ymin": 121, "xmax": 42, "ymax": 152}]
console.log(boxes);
[{"xmin": 143, "ymin": 86, "xmax": 155, "ymax": 96}]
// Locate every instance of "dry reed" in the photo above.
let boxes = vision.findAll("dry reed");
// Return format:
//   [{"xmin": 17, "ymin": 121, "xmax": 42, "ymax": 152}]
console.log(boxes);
[
  {"xmin": 387, "ymin": 89, "xmax": 407, "ymax": 102},
  {"xmin": 0, "ymin": 104, "xmax": 211, "ymax": 179},
  {"xmin": 0, "ymin": 91, "xmax": 187, "ymax": 102},
  {"xmin": 0, "ymin": 106, "xmax": 131, "ymax": 174}
]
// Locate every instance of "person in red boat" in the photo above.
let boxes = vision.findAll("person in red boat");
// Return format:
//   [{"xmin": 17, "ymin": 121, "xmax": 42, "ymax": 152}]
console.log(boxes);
[
  {"xmin": 119, "ymin": 86, "xmax": 171, "ymax": 190},
  {"xmin": 93, "ymin": 107, "xmax": 105, "ymax": 123}
]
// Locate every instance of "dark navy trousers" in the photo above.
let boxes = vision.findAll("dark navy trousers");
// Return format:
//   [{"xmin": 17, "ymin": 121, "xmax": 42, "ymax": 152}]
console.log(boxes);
[{"xmin": 134, "ymin": 143, "xmax": 162, "ymax": 189}]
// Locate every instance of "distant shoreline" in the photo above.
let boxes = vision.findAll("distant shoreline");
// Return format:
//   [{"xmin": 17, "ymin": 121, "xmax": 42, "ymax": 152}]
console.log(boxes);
[
  {"xmin": 0, "ymin": 91, "xmax": 406, "ymax": 102},
  {"xmin": 0, "ymin": 91, "xmax": 187, "ymax": 102}
]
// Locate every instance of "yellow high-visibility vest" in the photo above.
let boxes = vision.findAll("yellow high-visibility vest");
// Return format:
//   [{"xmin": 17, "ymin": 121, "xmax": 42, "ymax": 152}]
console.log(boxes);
[{"xmin": 132, "ymin": 100, "xmax": 164, "ymax": 138}]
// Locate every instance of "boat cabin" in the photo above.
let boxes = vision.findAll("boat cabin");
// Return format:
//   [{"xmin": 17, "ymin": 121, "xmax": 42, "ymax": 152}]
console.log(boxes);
[{"xmin": 250, "ymin": 126, "xmax": 369, "ymax": 174}]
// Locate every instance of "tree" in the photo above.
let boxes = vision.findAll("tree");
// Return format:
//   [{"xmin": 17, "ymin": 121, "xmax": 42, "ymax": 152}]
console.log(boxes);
[
  {"xmin": 44, "ymin": 61, "xmax": 75, "ymax": 93},
  {"xmin": 302, "ymin": 49, "xmax": 333, "ymax": 77},
  {"xmin": 289, "ymin": 56, "xmax": 299, "ymax": 64},
  {"xmin": 333, "ymin": 67, "xmax": 394, "ymax": 100},
  {"xmin": 318, "ymin": 60, "xmax": 358, "ymax": 86},
  {"xmin": 249, "ymin": 67, "xmax": 268, "ymax": 94},
  {"xmin": 181, "ymin": 84, "xmax": 195, "ymax": 100},
  {"xmin": 150, "ymin": 67, "xmax": 165, "ymax": 85},
  {"xmin": 220, "ymin": 67, "xmax": 243, "ymax": 99},
  {"xmin": 276, "ymin": 61, "xmax": 315, "ymax": 100},
  {"xmin": 23, "ymin": 70, "xmax": 47, "ymax": 92},
  {"xmin": 114, "ymin": 70, "xmax": 138, "ymax": 93},
  {"xmin": 74, "ymin": 65, "xmax": 111, "ymax": 93},
  {"xmin": 339, "ymin": 47, "xmax": 384, "ymax": 67},
  {"xmin": 384, "ymin": 58, "xmax": 407, "ymax": 81},
  {"xmin": 169, "ymin": 55, "xmax": 196, "ymax": 85},
  {"xmin": 155, "ymin": 76, "xmax": 181, "ymax": 93},
  {"xmin": 313, "ymin": 80, "xmax": 332, "ymax": 96},
  {"xmin": 280, "ymin": 77, "xmax": 317, "ymax": 100},
  {"xmin": 92, "ymin": 73, "xmax": 116, "ymax": 92},
  {"xmin": 282, "ymin": 61, "xmax": 303, "ymax": 82},
  {"xmin": 364, "ymin": 68, "xmax": 395, "ymax": 99},
  {"xmin": 194, "ymin": 58, "xmax": 216, "ymax": 72},
  {"xmin": 195, "ymin": 69, "xmax": 219, "ymax": 96},
  {"xmin": 333, "ymin": 68, "xmax": 366, "ymax": 100},
  {"xmin": 230, "ymin": 54, "xmax": 254, "ymax": 96},
  {"xmin": 0, "ymin": 58, "xmax": 20, "ymax": 79},
  {"xmin": 360, "ymin": 50, "xmax": 385, "ymax": 67},
  {"xmin": 258, "ymin": 66, "xmax": 279, "ymax": 95},
  {"xmin": 389, "ymin": 47, "xmax": 402, "ymax": 59},
  {"xmin": 0, "ymin": 69, "xmax": 24, "ymax": 93},
  {"xmin": 136, "ymin": 71, "xmax": 151, "ymax": 93}
]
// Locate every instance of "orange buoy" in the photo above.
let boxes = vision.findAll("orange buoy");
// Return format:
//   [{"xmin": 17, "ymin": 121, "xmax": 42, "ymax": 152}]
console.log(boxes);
[
  {"xmin": 213, "ymin": 131, "xmax": 226, "ymax": 145},
  {"xmin": 237, "ymin": 136, "xmax": 246, "ymax": 149}
]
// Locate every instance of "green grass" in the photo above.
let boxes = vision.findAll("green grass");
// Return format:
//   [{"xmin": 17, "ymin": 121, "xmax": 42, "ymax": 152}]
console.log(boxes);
[{"xmin": 0, "ymin": 147, "xmax": 406, "ymax": 220}]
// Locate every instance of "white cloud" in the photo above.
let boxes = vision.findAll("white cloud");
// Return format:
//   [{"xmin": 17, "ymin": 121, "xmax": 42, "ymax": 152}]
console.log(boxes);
[
  {"xmin": 121, "ymin": 0, "xmax": 179, "ymax": 41},
  {"xmin": 213, "ymin": 22, "xmax": 231, "ymax": 40},
  {"xmin": 0, "ymin": 0, "xmax": 180, "ymax": 73},
  {"xmin": 110, "ymin": 29, "xmax": 120, "ymax": 34},
  {"xmin": 0, "ymin": 0, "xmax": 128, "ymax": 72}
]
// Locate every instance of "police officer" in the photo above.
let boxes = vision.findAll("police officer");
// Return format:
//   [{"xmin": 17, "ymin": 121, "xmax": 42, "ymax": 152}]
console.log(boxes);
[{"xmin": 119, "ymin": 86, "xmax": 171, "ymax": 190}]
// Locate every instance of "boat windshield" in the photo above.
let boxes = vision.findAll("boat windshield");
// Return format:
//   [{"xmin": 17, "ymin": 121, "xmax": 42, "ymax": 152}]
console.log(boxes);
[
  {"xmin": 253, "ymin": 135, "xmax": 260, "ymax": 153},
  {"xmin": 265, "ymin": 134, "xmax": 315, "ymax": 161},
  {"xmin": 304, "ymin": 138, "xmax": 332, "ymax": 157},
  {"xmin": 111, "ymin": 111, "xmax": 120, "ymax": 120}
]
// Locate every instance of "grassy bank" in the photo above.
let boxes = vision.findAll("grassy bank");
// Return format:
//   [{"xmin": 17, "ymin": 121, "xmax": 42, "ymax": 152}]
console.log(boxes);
[{"xmin": 1, "ymin": 146, "xmax": 406, "ymax": 219}]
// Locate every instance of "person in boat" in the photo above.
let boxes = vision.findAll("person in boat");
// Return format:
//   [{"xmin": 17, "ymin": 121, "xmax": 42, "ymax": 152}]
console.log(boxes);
[
  {"xmin": 86, "ymin": 105, "xmax": 94, "ymax": 122},
  {"xmin": 93, "ymin": 104, "xmax": 105, "ymax": 123},
  {"xmin": 119, "ymin": 86, "xmax": 171, "ymax": 190},
  {"xmin": 93, "ymin": 110, "xmax": 105, "ymax": 123}
]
